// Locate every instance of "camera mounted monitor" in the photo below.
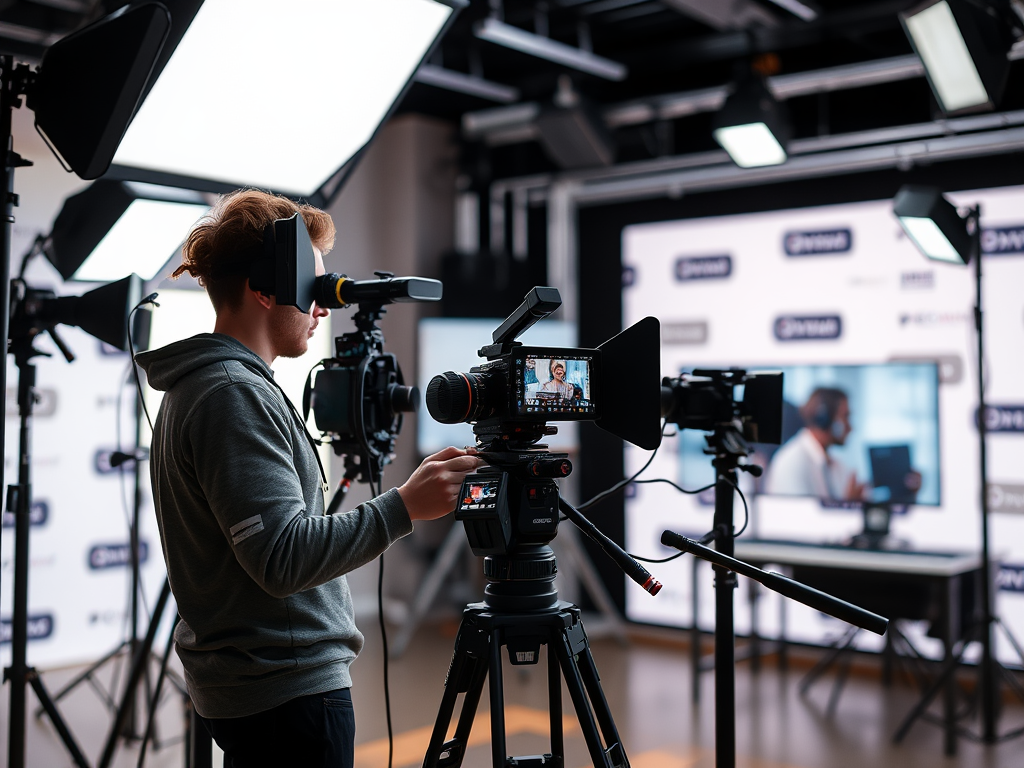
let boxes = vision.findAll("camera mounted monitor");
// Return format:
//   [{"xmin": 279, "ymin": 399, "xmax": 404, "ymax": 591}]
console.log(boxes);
[{"xmin": 425, "ymin": 286, "xmax": 662, "ymax": 451}]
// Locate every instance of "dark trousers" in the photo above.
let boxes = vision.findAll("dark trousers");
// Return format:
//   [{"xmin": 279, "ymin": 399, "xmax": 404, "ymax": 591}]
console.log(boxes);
[{"xmin": 198, "ymin": 688, "xmax": 355, "ymax": 768}]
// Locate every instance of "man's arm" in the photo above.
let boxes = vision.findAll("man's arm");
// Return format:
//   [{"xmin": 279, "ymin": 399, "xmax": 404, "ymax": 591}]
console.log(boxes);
[{"xmin": 188, "ymin": 383, "xmax": 479, "ymax": 598}]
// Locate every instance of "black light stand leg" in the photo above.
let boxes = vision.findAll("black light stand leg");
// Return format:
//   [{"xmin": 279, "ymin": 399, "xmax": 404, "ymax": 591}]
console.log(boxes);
[
  {"xmin": 711, "ymin": 454, "xmax": 739, "ymax": 768},
  {"xmin": 137, "ymin": 613, "xmax": 179, "ymax": 768},
  {"xmin": 5, "ymin": 356, "xmax": 89, "ymax": 768},
  {"xmin": 98, "ymin": 579, "xmax": 173, "ymax": 768}
]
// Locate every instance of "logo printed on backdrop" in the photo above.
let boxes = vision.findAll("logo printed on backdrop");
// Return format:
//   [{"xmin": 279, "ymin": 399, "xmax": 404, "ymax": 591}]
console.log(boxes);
[
  {"xmin": 674, "ymin": 255, "xmax": 732, "ymax": 281},
  {"xmin": 976, "ymin": 405, "xmax": 1024, "ymax": 433},
  {"xmin": 981, "ymin": 225, "xmax": 1024, "ymax": 255},
  {"xmin": 773, "ymin": 315, "xmax": 842, "ymax": 341},
  {"xmin": 88, "ymin": 541, "xmax": 150, "ymax": 570},
  {"xmin": 2, "ymin": 500, "xmax": 49, "ymax": 530},
  {"xmin": 998, "ymin": 564, "xmax": 1024, "ymax": 592},
  {"xmin": 0, "ymin": 613, "xmax": 54, "ymax": 644},
  {"xmin": 899, "ymin": 312, "xmax": 971, "ymax": 326},
  {"xmin": 901, "ymin": 271, "xmax": 935, "ymax": 290},
  {"xmin": 989, "ymin": 483, "xmax": 1024, "ymax": 513},
  {"xmin": 662, "ymin": 321, "xmax": 709, "ymax": 345},
  {"xmin": 5, "ymin": 387, "xmax": 57, "ymax": 417},
  {"xmin": 622, "ymin": 266, "xmax": 636, "ymax": 287},
  {"xmin": 783, "ymin": 228, "xmax": 853, "ymax": 256}
]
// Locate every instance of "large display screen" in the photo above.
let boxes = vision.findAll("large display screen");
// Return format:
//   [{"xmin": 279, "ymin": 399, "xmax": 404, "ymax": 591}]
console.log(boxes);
[{"xmin": 675, "ymin": 362, "xmax": 941, "ymax": 506}]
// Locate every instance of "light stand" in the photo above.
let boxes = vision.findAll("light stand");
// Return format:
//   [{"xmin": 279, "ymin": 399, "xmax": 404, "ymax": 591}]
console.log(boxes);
[
  {"xmin": 7, "ymin": 325, "xmax": 92, "ymax": 768},
  {"xmin": 891, "ymin": 194, "xmax": 1024, "ymax": 747},
  {"xmin": 662, "ymin": 516, "xmax": 889, "ymax": 768}
]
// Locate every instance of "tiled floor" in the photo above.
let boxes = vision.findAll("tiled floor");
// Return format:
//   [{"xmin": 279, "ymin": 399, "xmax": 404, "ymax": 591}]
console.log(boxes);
[{"xmin": 2, "ymin": 614, "xmax": 1023, "ymax": 768}]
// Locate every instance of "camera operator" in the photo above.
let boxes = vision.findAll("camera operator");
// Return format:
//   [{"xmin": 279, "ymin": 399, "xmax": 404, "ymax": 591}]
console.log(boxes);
[{"xmin": 136, "ymin": 189, "xmax": 481, "ymax": 768}]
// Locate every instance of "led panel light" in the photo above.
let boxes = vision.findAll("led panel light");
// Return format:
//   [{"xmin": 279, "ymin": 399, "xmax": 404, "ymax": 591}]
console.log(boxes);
[
  {"xmin": 898, "ymin": 217, "xmax": 964, "ymax": 262},
  {"xmin": 893, "ymin": 184, "xmax": 972, "ymax": 264},
  {"xmin": 713, "ymin": 123, "xmax": 787, "ymax": 168},
  {"xmin": 111, "ymin": 0, "xmax": 461, "ymax": 199},
  {"xmin": 901, "ymin": 0, "xmax": 1010, "ymax": 114},
  {"xmin": 49, "ymin": 181, "xmax": 209, "ymax": 282},
  {"xmin": 712, "ymin": 76, "xmax": 790, "ymax": 168}
]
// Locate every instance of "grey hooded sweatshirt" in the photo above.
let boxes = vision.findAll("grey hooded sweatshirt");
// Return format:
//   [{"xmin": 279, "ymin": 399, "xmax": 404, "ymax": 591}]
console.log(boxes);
[{"xmin": 137, "ymin": 333, "xmax": 413, "ymax": 719}]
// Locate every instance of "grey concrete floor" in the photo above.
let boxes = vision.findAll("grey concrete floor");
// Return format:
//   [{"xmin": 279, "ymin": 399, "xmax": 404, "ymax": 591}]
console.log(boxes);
[{"xmin": 2, "ymin": 618, "xmax": 1023, "ymax": 768}]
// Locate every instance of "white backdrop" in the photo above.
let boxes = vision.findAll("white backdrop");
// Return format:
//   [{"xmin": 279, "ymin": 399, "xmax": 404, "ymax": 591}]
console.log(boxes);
[{"xmin": 621, "ymin": 186, "xmax": 1024, "ymax": 662}]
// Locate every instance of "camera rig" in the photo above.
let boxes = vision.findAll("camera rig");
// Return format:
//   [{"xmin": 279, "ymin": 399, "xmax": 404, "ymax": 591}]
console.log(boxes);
[
  {"xmin": 421, "ymin": 287, "xmax": 667, "ymax": 768},
  {"xmin": 304, "ymin": 271, "xmax": 441, "ymax": 508}
]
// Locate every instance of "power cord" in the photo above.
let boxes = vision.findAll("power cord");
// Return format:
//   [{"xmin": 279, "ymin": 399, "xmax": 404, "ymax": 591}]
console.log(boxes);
[{"xmin": 375, "ymin": 475, "xmax": 395, "ymax": 768}]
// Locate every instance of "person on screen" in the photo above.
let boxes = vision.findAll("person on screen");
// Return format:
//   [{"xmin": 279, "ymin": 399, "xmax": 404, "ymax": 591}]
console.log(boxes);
[
  {"xmin": 136, "ymin": 189, "xmax": 482, "ymax": 768},
  {"xmin": 540, "ymin": 359, "xmax": 575, "ymax": 399},
  {"xmin": 763, "ymin": 387, "xmax": 867, "ymax": 501}
]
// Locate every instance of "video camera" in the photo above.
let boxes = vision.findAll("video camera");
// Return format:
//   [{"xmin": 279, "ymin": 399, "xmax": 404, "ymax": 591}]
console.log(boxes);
[
  {"xmin": 661, "ymin": 369, "xmax": 784, "ymax": 446},
  {"xmin": 426, "ymin": 286, "xmax": 662, "ymax": 565}
]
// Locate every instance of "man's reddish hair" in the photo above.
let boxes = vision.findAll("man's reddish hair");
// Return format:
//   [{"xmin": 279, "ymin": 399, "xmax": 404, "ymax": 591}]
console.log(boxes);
[{"xmin": 172, "ymin": 189, "xmax": 336, "ymax": 313}]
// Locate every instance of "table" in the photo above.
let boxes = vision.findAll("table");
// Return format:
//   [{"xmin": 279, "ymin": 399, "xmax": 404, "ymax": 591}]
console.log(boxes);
[{"xmin": 689, "ymin": 538, "xmax": 985, "ymax": 755}]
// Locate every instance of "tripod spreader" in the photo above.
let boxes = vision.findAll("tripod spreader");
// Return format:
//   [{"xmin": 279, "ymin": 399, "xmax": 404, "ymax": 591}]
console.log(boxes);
[
  {"xmin": 560, "ymin": 498, "xmax": 662, "ymax": 596},
  {"xmin": 660, "ymin": 531, "xmax": 888, "ymax": 636}
]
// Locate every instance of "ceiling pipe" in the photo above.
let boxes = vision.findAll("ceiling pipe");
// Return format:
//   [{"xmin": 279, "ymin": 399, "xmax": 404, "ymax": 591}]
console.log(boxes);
[{"xmin": 464, "ymin": 50, "xmax": 1024, "ymax": 145}]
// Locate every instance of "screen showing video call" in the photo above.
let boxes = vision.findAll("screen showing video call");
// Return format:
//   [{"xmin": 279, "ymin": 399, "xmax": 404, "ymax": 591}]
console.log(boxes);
[
  {"xmin": 675, "ymin": 362, "xmax": 941, "ymax": 506},
  {"xmin": 514, "ymin": 352, "xmax": 596, "ymax": 418}
]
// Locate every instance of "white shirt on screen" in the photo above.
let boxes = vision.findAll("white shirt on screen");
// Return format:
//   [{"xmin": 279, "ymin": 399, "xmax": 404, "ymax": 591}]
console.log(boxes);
[{"xmin": 764, "ymin": 428, "xmax": 855, "ymax": 501}]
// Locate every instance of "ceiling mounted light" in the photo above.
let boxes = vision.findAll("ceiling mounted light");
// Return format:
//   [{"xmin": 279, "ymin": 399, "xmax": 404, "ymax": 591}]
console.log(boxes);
[
  {"xmin": 47, "ymin": 181, "xmax": 209, "ymax": 282},
  {"xmin": 474, "ymin": 17, "xmax": 627, "ymax": 81},
  {"xmin": 900, "ymin": 0, "xmax": 1011, "ymax": 114},
  {"xmin": 893, "ymin": 184, "xmax": 972, "ymax": 263},
  {"xmin": 110, "ymin": 0, "xmax": 464, "ymax": 203},
  {"xmin": 712, "ymin": 75, "xmax": 790, "ymax": 168}
]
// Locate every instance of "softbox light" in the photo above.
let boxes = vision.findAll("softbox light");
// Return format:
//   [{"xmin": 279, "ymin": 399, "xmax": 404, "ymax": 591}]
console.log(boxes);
[
  {"xmin": 27, "ymin": 3, "xmax": 171, "ymax": 180},
  {"xmin": 900, "ymin": 0, "xmax": 1011, "ymax": 115},
  {"xmin": 48, "ymin": 180, "xmax": 208, "ymax": 282},
  {"xmin": 109, "ymin": 0, "xmax": 464, "ymax": 202},
  {"xmin": 893, "ymin": 184, "xmax": 972, "ymax": 264},
  {"xmin": 12, "ymin": 274, "xmax": 142, "ymax": 351}
]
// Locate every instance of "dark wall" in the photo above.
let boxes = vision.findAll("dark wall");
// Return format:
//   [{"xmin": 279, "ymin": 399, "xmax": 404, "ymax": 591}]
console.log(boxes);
[{"xmin": 577, "ymin": 151, "xmax": 1024, "ymax": 611}]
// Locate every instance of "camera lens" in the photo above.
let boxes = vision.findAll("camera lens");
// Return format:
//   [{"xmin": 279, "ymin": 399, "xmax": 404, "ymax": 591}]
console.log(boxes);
[
  {"xmin": 426, "ymin": 371, "xmax": 493, "ymax": 424},
  {"xmin": 388, "ymin": 384, "xmax": 419, "ymax": 414}
]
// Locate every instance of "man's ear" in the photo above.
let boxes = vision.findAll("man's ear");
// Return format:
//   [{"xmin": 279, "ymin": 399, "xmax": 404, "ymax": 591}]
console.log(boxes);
[{"xmin": 247, "ymin": 280, "xmax": 275, "ymax": 310}]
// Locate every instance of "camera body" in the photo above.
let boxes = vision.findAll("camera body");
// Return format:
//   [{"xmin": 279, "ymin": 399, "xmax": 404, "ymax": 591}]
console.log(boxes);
[
  {"xmin": 426, "ymin": 286, "xmax": 662, "ymax": 561},
  {"xmin": 661, "ymin": 368, "xmax": 784, "ymax": 446}
]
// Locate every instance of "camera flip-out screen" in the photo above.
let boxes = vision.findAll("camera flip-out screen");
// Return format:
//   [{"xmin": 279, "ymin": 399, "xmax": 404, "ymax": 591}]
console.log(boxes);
[{"xmin": 513, "ymin": 348, "xmax": 598, "ymax": 420}]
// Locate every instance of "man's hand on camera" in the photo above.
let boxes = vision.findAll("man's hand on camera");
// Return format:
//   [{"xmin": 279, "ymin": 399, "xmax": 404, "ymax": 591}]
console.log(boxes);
[{"xmin": 398, "ymin": 447, "xmax": 484, "ymax": 521}]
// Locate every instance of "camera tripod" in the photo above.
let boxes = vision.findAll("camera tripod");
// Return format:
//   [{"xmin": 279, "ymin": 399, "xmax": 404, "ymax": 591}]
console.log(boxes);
[{"xmin": 422, "ymin": 544, "xmax": 629, "ymax": 768}]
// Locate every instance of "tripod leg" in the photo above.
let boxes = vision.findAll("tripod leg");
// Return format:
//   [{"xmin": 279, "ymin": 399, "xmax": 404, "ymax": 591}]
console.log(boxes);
[
  {"xmin": 423, "ymin": 617, "xmax": 490, "ymax": 768},
  {"xmin": 575, "ymin": 641, "xmax": 629, "ymax": 768},
  {"xmin": 28, "ymin": 672, "xmax": 90, "ymax": 768},
  {"xmin": 552, "ymin": 621, "xmax": 619, "ymax": 768},
  {"xmin": 488, "ymin": 628, "xmax": 508, "ymax": 768},
  {"xmin": 548, "ymin": 644, "xmax": 564, "ymax": 761},
  {"xmin": 892, "ymin": 636, "xmax": 970, "ymax": 744},
  {"xmin": 798, "ymin": 626, "xmax": 858, "ymax": 695}
]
